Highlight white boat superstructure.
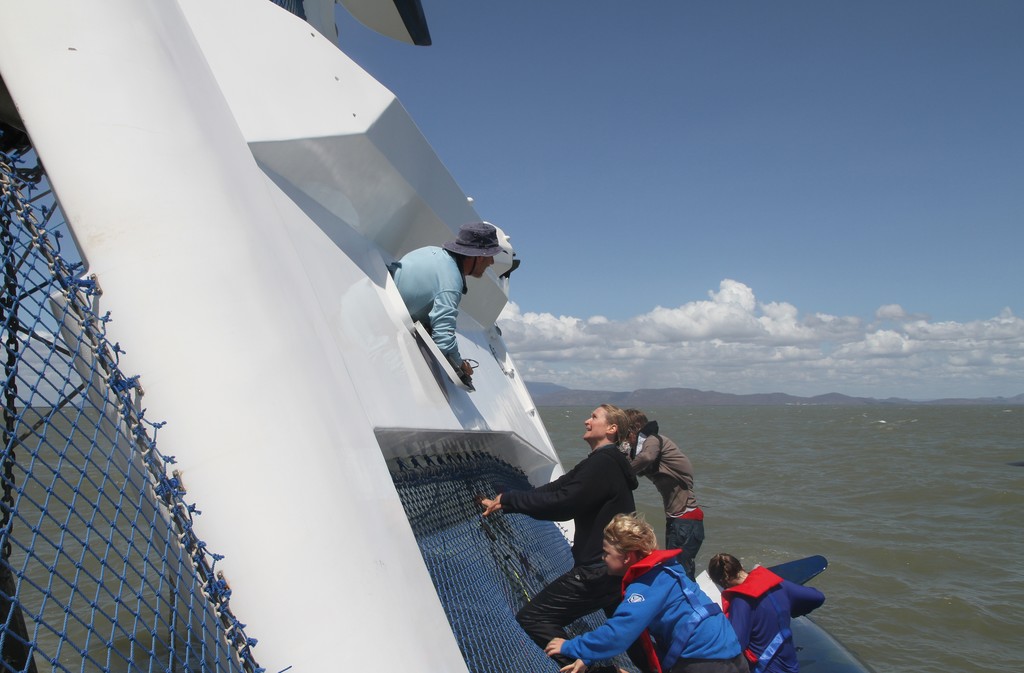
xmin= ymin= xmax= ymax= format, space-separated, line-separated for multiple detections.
xmin=0 ymin=1 xmax=568 ymax=671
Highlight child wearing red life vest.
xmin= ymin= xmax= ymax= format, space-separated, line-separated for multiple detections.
xmin=546 ymin=514 xmax=746 ymax=673
xmin=708 ymin=553 xmax=825 ymax=673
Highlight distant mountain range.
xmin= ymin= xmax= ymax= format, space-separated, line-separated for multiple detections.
xmin=526 ymin=382 xmax=1024 ymax=407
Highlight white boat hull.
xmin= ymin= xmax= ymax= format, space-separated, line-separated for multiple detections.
xmin=0 ymin=1 xmax=559 ymax=670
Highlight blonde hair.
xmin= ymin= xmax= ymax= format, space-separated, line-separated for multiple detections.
xmin=599 ymin=403 xmax=629 ymax=445
xmin=603 ymin=513 xmax=657 ymax=556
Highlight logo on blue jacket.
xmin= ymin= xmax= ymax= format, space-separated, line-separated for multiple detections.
xmin=626 ymin=593 xmax=645 ymax=603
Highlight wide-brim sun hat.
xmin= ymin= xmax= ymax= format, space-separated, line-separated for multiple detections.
xmin=442 ymin=221 xmax=504 ymax=257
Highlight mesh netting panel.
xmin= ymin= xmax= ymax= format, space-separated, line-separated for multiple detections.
xmin=1 ymin=146 xmax=261 ymax=672
xmin=391 ymin=451 xmax=638 ymax=673
xmin=269 ymin=0 xmax=305 ymax=19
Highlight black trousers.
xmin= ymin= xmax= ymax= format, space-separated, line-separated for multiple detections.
xmin=516 ymin=563 xmax=655 ymax=672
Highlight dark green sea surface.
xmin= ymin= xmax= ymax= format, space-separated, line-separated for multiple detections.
xmin=539 ymin=405 xmax=1024 ymax=673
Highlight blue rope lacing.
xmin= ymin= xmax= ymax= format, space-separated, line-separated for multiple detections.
xmin=1 ymin=145 xmax=269 ymax=673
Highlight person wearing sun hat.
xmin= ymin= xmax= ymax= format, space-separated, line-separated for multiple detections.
xmin=391 ymin=221 xmax=504 ymax=386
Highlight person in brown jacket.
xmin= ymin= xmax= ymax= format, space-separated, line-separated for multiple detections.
xmin=625 ymin=409 xmax=704 ymax=580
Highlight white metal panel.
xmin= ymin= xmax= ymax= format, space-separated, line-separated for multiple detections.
xmin=0 ymin=1 xmax=468 ymax=670
xmin=182 ymin=1 xmax=511 ymax=329
xmin=176 ymin=0 xmax=553 ymax=452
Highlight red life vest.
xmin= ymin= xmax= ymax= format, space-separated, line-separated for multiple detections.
xmin=720 ymin=567 xmax=786 ymax=667
xmin=620 ymin=549 xmax=683 ymax=673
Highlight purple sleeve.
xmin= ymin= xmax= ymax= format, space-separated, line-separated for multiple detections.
xmin=783 ymin=580 xmax=825 ymax=618
xmin=726 ymin=596 xmax=754 ymax=651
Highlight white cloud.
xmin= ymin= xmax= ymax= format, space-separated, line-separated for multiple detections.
xmin=875 ymin=304 xmax=907 ymax=321
xmin=497 ymin=279 xmax=1024 ymax=399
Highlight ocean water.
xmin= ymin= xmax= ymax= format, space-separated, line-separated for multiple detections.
xmin=538 ymin=405 xmax=1024 ymax=673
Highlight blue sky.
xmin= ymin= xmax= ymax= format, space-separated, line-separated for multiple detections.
xmin=333 ymin=1 xmax=1023 ymax=399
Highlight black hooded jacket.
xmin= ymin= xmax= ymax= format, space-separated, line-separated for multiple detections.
xmin=501 ymin=444 xmax=638 ymax=567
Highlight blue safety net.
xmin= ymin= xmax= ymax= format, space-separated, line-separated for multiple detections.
xmin=268 ymin=0 xmax=305 ymax=20
xmin=391 ymin=451 xmax=639 ymax=673
xmin=0 ymin=145 xmax=262 ymax=672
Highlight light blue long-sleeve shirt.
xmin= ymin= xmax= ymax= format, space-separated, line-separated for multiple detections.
xmin=392 ymin=246 xmax=464 ymax=365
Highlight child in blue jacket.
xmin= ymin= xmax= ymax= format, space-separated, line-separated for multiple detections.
xmin=546 ymin=514 xmax=746 ymax=673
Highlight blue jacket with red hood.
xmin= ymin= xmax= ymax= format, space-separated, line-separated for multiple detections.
xmin=561 ymin=550 xmax=740 ymax=671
